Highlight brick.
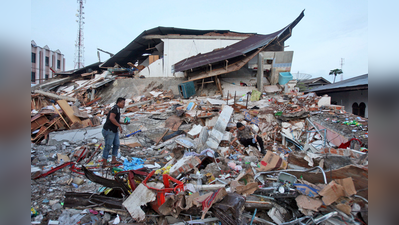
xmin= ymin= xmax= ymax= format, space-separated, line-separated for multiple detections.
xmin=169 ymin=156 xmax=201 ymax=177
xmin=329 ymin=148 xmax=337 ymax=155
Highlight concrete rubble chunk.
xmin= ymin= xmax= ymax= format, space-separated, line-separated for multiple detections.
xmin=169 ymin=156 xmax=201 ymax=177
xmin=122 ymin=183 xmax=157 ymax=222
xmin=206 ymin=105 xmax=233 ymax=149
xmin=30 ymin=57 xmax=368 ymax=224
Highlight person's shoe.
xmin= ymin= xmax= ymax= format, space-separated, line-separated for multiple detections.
xmin=110 ymin=159 xmax=123 ymax=164
xmin=261 ymin=150 xmax=266 ymax=155
xmin=102 ymin=161 xmax=109 ymax=168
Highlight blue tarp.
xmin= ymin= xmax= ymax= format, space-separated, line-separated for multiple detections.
xmin=123 ymin=158 xmax=144 ymax=170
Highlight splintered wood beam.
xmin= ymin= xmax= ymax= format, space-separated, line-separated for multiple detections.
xmin=182 ymin=46 xmax=266 ymax=83
xmin=52 ymin=103 xmax=70 ymax=129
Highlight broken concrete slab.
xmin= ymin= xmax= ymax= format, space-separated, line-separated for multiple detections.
xmin=122 ymin=183 xmax=157 ymax=222
xmin=205 ymin=115 xmax=219 ymax=127
xmin=264 ymin=85 xmax=281 ymax=93
xmin=187 ymin=124 xmax=203 ymax=139
xmin=206 ymin=105 xmax=233 ymax=149
xmin=48 ymin=126 xmax=103 ymax=145
xmin=207 ymin=98 xmax=227 ymax=105
xmin=317 ymin=96 xmax=331 ymax=107
xmin=169 ymin=156 xmax=201 ymax=177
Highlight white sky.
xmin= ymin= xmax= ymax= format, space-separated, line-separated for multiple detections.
xmin=31 ymin=0 xmax=367 ymax=82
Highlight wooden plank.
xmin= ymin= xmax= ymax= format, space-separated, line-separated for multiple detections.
xmin=34 ymin=90 xmax=77 ymax=102
xmin=52 ymin=104 xmax=70 ymax=129
xmin=155 ymin=129 xmax=169 ymax=146
xmin=84 ymin=97 xmax=102 ymax=106
xmin=215 ymin=76 xmax=223 ymax=95
xmin=164 ymin=115 xmax=182 ymax=132
xmin=81 ymin=70 xmax=97 ymax=77
xmin=31 ymin=117 xmax=61 ymax=142
xmin=56 ymin=100 xmax=81 ymax=124
xmin=31 ymin=115 xmax=49 ymax=131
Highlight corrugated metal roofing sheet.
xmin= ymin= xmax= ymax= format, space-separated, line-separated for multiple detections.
xmin=307 ymin=74 xmax=368 ymax=93
xmin=174 ymin=10 xmax=305 ymax=72
xmin=101 ymin=27 xmax=255 ymax=68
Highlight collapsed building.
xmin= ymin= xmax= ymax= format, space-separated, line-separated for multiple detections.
xmin=31 ymin=10 xmax=368 ymax=225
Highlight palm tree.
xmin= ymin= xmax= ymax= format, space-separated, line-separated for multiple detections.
xmin=329 ymin=69 xmax=343 ymax=83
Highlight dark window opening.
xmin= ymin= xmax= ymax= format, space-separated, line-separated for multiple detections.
xmin=31 ymin=72 xmax=36 ymax=82
xmin=352 ymin=102 xmax=359 ymax=116
xmin=359 ymin=102 xmax=366 ymax=117
xmin=57 ymin=60 xmax=60 ymax=69
xmin=45 ymin=56 xmax=49 ymax=66
xmin=31 ymin=53 xmax=36 ymax=63
xmin=45 ymin=74 xmax=49 ymax=80
xmin=352 ymin=102 xmax=366 ymax=117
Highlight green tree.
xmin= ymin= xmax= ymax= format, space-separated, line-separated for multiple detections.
xmin=329 ymin=69 xmax=343 ymax=83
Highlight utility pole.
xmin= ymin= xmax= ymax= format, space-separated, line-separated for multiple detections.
xmin=74 ymin=0 xmax=85 ymax=69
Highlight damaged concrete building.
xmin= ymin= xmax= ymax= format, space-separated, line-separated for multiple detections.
xmin=31 ymin=9 xmax=368 ymax=225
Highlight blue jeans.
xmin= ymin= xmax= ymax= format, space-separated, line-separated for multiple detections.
xmin=102 ymin=129 xmax=120 ymax=160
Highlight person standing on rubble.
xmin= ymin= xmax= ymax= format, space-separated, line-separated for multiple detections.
xmin=230 ymin=122 xmax=266 ymax=155
xmin=102 ymin=97 xmax=129 ymax=167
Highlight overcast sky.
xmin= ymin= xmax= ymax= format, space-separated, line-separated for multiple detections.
xmin=31 ymin=0 xmax=367 ymax=82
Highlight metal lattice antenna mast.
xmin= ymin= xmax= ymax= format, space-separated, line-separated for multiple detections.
xmin=340 ymin=58 xmax=344 ymax=81
xmin=74 ymin=0 xmax=85 ymax=69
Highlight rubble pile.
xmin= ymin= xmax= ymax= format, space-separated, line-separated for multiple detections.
xmin=31 ymin=83 xmax=368 ymax=224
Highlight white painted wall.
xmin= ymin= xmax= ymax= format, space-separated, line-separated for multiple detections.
xmin=137 ymin=58 xmax=163 ymax=77
xmin=328 ymin=89 xmax=368 ymax=118
xmin=146 ymin=38 xmax=241 ymax=77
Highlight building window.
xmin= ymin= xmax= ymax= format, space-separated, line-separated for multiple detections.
xmin=359 ymin=102 xmax=366 ymax=117
xmin=45 ymin=74 xmax=49 ymax=80
xmin=31 ymin=53 xmax=36 ymax=63
xmin=352 ymin=102 xmax=359 ymax=116
xmin=45 ymin=56 xmax=49 ymax=66
xmin=31 ymin=72 xmax=36 ymax=82
xmin=57 ymin=60 xmax=61 ymax=69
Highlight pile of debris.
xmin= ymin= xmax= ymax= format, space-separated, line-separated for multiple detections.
xmin=31 ymin=83 xmax=368 ymax=224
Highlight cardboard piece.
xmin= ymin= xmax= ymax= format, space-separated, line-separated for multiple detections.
xmin=256 ymin=151 xmax=288 ymax=172
xmin=336 ymin=203 xmax=352 ymax=215
xmin=318 ymin=181 xmax=345 ymax=205
xmin=294 ymin=180 xmax=321 ymax=198
xmin=295 ymin=195 xmax=323 ymax=211
xmin=57 ymin=153 xmax=70 ymax=164
xmin=335 ymin=177 xmax=357 ymax=197
xmin=196 ymin=188 xmax=227 ymax=219
xmin=81 ymin=119 xmax=93 ymax=128
xmin=235 ymin=182 xmax=259 ymax=196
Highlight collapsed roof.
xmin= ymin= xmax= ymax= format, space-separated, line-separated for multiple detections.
xmin=55 ymin=62 xmax=103 ymax=76
xmin=174 ymin=10 xmax=305 ymax=82
xmin=174 ymin=10 xmax=304 ymax=73
xmin=101 ymin=27 xmax=255 ymax=68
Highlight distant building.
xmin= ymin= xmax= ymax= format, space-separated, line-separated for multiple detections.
xmin=306 ymin=74 xmax=368 ymax=118
xmin=299 ymin=77 xmax=331 ymax=90
xmin=31 ymin=40 xmax=65 ymax=85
